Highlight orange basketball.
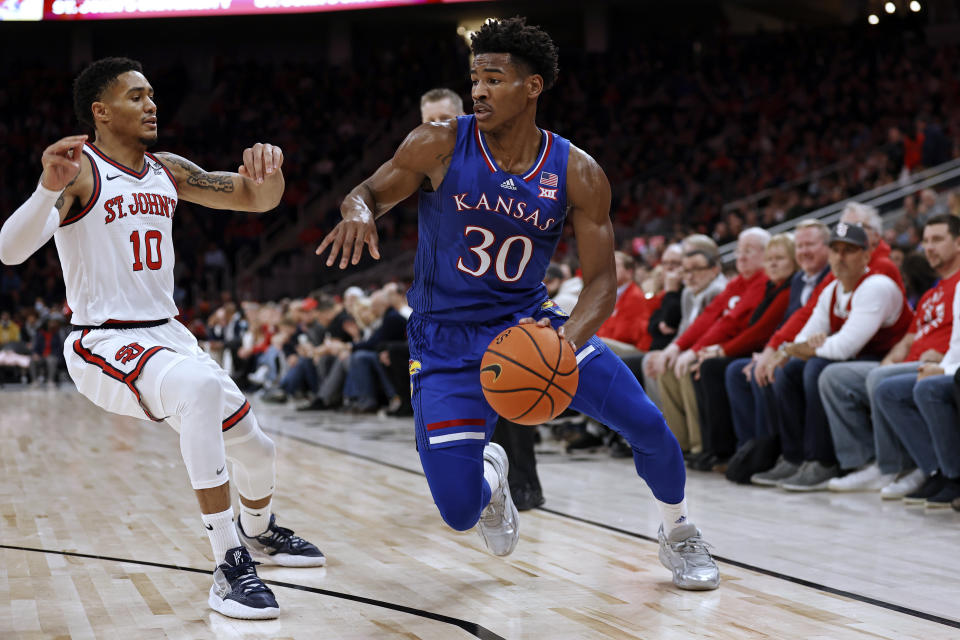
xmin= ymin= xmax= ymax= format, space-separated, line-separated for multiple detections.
xmin=480 ymin=324 xmax=579 ymax=425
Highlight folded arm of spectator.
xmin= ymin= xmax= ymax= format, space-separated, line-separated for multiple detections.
xmin=803 ymin=277 xmax=903 ymax=361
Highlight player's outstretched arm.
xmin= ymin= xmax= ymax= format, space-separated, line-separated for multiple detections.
xmin=154 ymin=143 xmax=284 ymax=213
xmin=559 ymin=145 xmax=616 ymax=350
xmin=316 ymin=121 xmax=456 ymax=269
xmin=0 ymin=135 xmax=91 ymax=265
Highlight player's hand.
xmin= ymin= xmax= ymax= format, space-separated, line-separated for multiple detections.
xmin=316 ymin=204 xmax=381 ymax=269
xmin=518 ymin=316 xmax=577 ymax=352
xmin=239 ymin=143 xmax=283 ymax=184
xmin=40 ymin=135 xmax=87 ymax=192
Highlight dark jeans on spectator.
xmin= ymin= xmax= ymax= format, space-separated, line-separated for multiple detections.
xmin=724 ymin=357 xmax=778 ymax=444
xmin=692 ymin=356 xmax=737 ymax=458
xmin=280 ymin=356 xmax=319 ymax=396
xmin=344 ymin=350 xmax=396 ymax=408
xmin=773 ymin=356 xmax=837 ymax=465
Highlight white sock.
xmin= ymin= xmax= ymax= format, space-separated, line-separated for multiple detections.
xmin=657 ymin=498 xmax=689 ymax=535
xmin=483 ymin=460 xmax=501 ymax=494
xmin=202 ymin=507 xmax=242 ymax=564
xmin=239 ymin=500 xmax=272 ymax=537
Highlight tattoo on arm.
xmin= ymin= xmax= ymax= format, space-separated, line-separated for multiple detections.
xmin=187 ymin=172 xmax=235 ymax=192
xmin=55 ymin=175 xmax=79 ymax=211
xmin=158 ymin=153 xmax=235 ymax=193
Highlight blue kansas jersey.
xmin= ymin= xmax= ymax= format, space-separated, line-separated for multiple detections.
xmin=407 ymin=115 xmax=571 ymax=323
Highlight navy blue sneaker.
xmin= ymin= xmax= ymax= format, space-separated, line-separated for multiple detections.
xmin=209 ymin=546 xmax=280 ymax=620
xmin=237 ymin=514 xmax=326 ymax=567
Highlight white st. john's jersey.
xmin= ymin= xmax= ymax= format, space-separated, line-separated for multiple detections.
xmin=54 ymin=143 xmax=179 ymax=326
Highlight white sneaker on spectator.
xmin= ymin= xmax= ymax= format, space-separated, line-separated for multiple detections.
xmin=247 ymin=365 xmax=270 ymax=386
xmin=827 ymin=463 xmax=894 ymax=492
xmin=880 ymin=469 xmax=926 ymax=500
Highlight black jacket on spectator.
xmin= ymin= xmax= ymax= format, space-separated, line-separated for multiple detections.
xmin=647 ymin=288 xmax=683 ymax=351
xmin=354 ymin=308 xmax=407 ymax=352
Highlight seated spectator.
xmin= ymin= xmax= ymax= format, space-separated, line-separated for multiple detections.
xmin=30 ymin=313 xmax=67 ymax=385
xmin=642 ymin=236 xmax=726 ymax=451
xmin=751 ymin=203 xmax=905 ymax=394
xmin=820 ymin=215 xmax=960 ymax=496
xmin=724 ymin=220 xmax=830 ymax=463
xmin=652 ymin=228 xmax=770 ymax=458
xmin=691 ymin=233 xmax=797 ymax=470
xmin=596 ymin=251 xmax=652 ymax=357
xmin=760 ymin=223 xmax=912 ymax=491
xmin=0 ymin=310 xmax=30 ymax=380
xmin=270 ymin=294 xmax=358 ymax=407
xmin=342 ymin=288 xmax=408 ymax=413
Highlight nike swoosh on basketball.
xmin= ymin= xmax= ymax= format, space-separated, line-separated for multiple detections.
xmin=216 ymin=465 xmax=225 ymax=475
xmin=106 ymin=174 xmax=122 ymax=180
xmin=481 ymin=363 xmax=503 ymax=381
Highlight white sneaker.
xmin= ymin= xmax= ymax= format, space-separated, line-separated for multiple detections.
xmin=247 ymin=365 xmax=270 ymax=386
xmin=827 ymin=463 xmax=894 ymax=492
xmin=477 ymin=443 xmax=519 ymax=557
xmin=880 ymin=469 xmax=926 ymax=500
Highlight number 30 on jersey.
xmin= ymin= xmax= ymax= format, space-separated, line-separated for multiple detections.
xmin=456 ymin=225 xmax=533 ymax=283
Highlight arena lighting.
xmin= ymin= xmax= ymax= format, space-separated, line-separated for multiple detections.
xmin=868 ymin=13 xmax=880 ymax=24
xmin=910 ymin=0 xmax=921 ymax=11
xmin=884 ymin=1 xmax=896 ymax=13
xmin=457 ymin=17 xmax=496 ymax=46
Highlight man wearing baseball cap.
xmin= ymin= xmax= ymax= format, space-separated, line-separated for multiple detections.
xmin=768 ymin=222 xmax=913 ymax=491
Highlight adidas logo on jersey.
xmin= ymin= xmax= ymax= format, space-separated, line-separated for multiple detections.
xmin=500 ymin=178 xmax=518 ymax=191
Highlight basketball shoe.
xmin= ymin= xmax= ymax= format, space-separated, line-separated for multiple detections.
xmin=658 ymin=524 xmax=720 ymax=590
xmin=237 ymin=515 xmax=326 ymax=567
xmin=478 ymin=442 xmax=519 ymax=556
xmin=209 ymin=546 xmax=280 ymax=620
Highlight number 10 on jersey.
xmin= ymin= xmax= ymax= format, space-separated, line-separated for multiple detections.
xmin=129 ymin=230 xmax=163 ymax=271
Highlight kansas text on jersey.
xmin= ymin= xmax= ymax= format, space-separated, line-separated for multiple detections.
xmin=408 ymin=115 xmax=571 ymax=323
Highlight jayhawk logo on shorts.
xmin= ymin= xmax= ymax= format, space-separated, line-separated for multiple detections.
xmin=409 ymin=360 xmax=422 ymax=376
xmin=540 ymin=299 xmax=569 ymax=317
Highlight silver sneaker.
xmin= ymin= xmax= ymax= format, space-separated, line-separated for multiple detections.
xmin=779 ymin=461 xmax=839 ymax=491
xmin=658 ymin=524 xmax=720 ymax=590
xmin=751 ymin=456 xmax=800 ymax=487
xmin=477 ymin=442 xmax=519 ymax=557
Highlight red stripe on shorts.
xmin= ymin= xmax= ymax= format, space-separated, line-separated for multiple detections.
xmin=222 ymin=401 xmax=251 ymax=432
xmin=426 ymin=418 xmax=486 ymax=431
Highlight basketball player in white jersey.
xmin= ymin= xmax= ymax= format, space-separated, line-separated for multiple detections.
xmin=0 ymin=57 xmax=323 ymax=620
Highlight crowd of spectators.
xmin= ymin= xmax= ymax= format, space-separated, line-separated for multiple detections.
xmin=3 ymin=21 xmax=960 ymax=514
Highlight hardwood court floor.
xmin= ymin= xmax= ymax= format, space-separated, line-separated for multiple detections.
xmin=1 ymin=387 xmax=958 ymax=639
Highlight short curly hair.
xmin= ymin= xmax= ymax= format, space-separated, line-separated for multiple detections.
xmin=471 ymin=17 xmax=559 ymax=90
xmin=73 ymin=57 xmax=143 ymax=132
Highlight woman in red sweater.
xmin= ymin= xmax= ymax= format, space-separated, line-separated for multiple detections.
xmin=689 ymin=234 xmax=798 ymax=471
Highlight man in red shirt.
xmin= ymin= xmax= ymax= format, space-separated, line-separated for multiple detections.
xmin=653 ymin=228 xmax=770 ymax=456
xmin=752 ymin=203 xmax=904 ymax=387
xmin=754 ymin=223 xmax=912 ymax=491
xmin=597 ymin=251 xmax=652 ymax=354
xmin=820 ymin=214 xmax=960 ymax=496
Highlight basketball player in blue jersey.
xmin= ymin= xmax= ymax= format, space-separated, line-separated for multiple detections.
xmin=317 ymin=17 xmax=719 ymax=589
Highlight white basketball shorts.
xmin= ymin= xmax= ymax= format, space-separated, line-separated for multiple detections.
xmin=63 ymin=319 xmax=251 ymax=431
